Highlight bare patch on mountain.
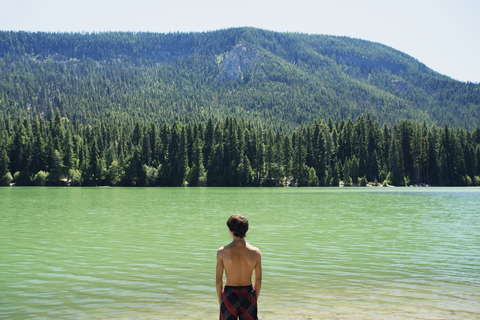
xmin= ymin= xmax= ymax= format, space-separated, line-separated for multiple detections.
xmin=217 ymin=43 xmax=265 ymax=81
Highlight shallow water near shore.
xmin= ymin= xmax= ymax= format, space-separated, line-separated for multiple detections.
xmin=1 ymin=187 xmax=479 ymax=319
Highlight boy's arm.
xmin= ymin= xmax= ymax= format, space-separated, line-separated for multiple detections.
xmin=254 ymin=250 xmax=262 ymax=300
xmin=216 ymin=249 xmax=224 ymax=304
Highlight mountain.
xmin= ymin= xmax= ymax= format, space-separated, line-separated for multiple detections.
xmin=0 ymin=27 xmax=479 ymax=129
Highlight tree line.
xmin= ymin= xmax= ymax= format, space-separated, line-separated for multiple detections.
xmin=1 ymin=112 xmax=479 ymax=187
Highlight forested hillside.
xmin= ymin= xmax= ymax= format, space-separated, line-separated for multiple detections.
xmin=1 ymin=28 xmax=479 ymax=129
xmin=1 ymin=28 xmax=480 ymax=187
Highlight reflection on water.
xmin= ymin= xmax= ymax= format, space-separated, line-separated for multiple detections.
xmin=1 ymin=187 xmax=479 ymax=319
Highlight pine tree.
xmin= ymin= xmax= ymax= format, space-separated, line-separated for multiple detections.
xmin=0 ymin=148 xmax=11 ymax=186
xmin=343 ymin=158 xmax=352 ymax=186
xmin=474 ymin=145 xmax=480 ymax=177
xmin=399 ymin=120 xmax=413 ymax=179
xmin=245 ymin=128 xmax=257 ymax=174
xmin=388 ymin=133 xmax=403 ymax=186
xmin=439 ymin=126 xmax=454 ymax=185
xmin=255 ymin=126 xmax=265 ymax=185
xmin=10 ymin=120 xmax=27 ymax=175
xmin=63 ymin=128 xmax=75 ymax=179
xmin=237 ymin=156 xmax=254 ymax=187
xmin=237 ymin=123 xmax=245 ymax=165
xmin=305 ymin=127 xmax=314 ymax=168
xmin=159 ymin=123 xmax=170 ymax=167
xmin=142 ymin=133 xmax=152 ymax=167
xmin=292 ymin=129 xmax=306 ymax=183
xmin=147 ymin=122 xmax=158 ymax=166
xmin=89 ymin=137 xmax=102 ymax=185
xmin=425 ymin=128 xmax=441 ymax=185
xmin=315 ymin=126 xmax=326 ymax=183
xmin=174 ymin=126 xmax=189 ymax=186
xmin=323 ymin=123 xmax=334 ymax=177
xmin=452 ymin=130 xmax=466 ymax=184
xmin=132 ymin=121 xmax=143 ymax=146
xmin=207 ymin=140 xmax=224 ymax=186
xmin=186 ymin=124 xmax=194 ymax=169
xmin=410 ymin=125 xmax=422 ymax=183
xmin=187 ymin=135 xmax=206 ymax=186
xmin=49 ymin=150 xmax=64 ymax=186
xmin=31 ymin=117 xmax=47 ymax=175
xmin=371 ymin=150 xmax=379 ymax=182
xmin=123 ymin=145 xmax=145 ymax=186
xmin=381 ymin=123 xmax=391 ymax=174
xmin=283 ymin=135 xmax=292 ymax=177
xmin=330 ymin=161 xmax=340 ymax=186
xmin=203 ymin=118 xmax=214 ymax=169
xmin=52 ymin=109 xmax=64 ymax=152
xmin=265 ymin=129 xmax=275 ymax=174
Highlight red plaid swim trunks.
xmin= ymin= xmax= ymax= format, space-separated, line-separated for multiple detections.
xmin=220 ymin=285 xmax=257 ymax=320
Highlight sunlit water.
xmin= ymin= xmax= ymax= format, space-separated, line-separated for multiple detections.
xmin=1 ymin=187 xmax=479 ymax=319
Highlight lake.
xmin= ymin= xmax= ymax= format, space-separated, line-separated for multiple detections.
xmin=1 ymin=187 xmax=479 ymax=319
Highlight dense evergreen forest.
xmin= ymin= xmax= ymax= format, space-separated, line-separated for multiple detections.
xmin=1 ymin=112 xmax=479 ymax=187
xmin=1 ymin=28 xmax=479 ymax=187
xmin=1 ymin=28 xmax=479 ymax=129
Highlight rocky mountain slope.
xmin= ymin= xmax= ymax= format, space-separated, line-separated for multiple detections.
xmin=0 ymin=28 xmax=479 ymax=128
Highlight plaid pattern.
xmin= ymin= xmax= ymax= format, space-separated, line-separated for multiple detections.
xmin=220 ymin=285 xmax=258 ymax=320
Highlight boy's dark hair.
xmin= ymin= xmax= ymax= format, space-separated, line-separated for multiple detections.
xmin=227 ymin=214 xmax=249 ymax=238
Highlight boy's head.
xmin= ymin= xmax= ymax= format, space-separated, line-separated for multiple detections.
xmin=227 ymin=214 xmax=249 ymax=238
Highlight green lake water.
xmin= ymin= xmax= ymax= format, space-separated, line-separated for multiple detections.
xmin=1 ymin=187 xmax=479 ymax=319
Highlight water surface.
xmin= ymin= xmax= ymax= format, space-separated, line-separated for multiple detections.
xmin=1 ymin=187 xmax=479 ymax=319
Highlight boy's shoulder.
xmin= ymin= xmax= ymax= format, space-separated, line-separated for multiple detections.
xmin=217 ymin=243 xmax=230 ymax=254
xmin=246 ymin=242 xmax=261 ymax=255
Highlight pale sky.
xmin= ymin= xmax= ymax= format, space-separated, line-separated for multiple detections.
xmin=1 ymin=0 xmax=479 ymax=83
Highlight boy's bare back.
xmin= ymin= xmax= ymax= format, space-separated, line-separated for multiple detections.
xmin=217 ymin=240 xmax=261 ymax=287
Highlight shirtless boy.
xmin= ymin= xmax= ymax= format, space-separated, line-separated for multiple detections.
xmin=216 ymin=214 xmax=262 ymax=320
